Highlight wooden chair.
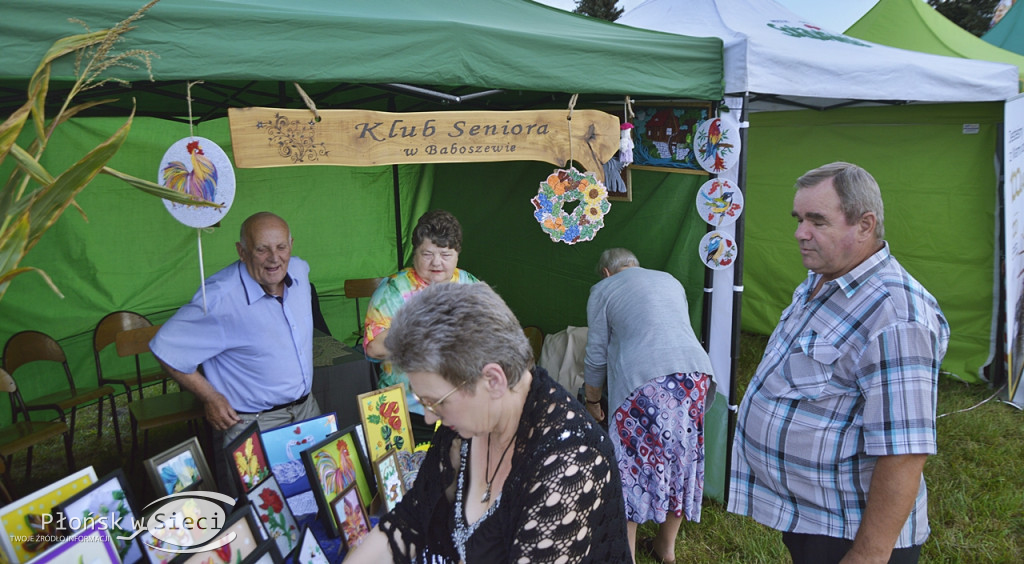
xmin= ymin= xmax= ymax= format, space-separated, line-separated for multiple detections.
xmin=523 ymin=326 xmax=544 ymax=364
xmin=114 ymin=324 xmax=204 ymax=461
xmin=344 ymin=277 xmax=384 ymax=341
xmin=0 ymin=368 xmax=74 ymax=490
xmin=93 ymin=311 xmax=169 ymax=403
xmin=2 ymin=330 xmax=120 ymax=454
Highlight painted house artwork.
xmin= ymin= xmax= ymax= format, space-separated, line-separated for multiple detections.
xmin=633 ymin=105 xmax=709 ymax=170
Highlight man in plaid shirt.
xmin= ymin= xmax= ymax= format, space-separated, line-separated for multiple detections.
xmin=728 ymin=162 xmax=949 ymax=564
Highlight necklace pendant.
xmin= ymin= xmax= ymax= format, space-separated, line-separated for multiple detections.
xmin=481 ymin=486 xmax=491 ymax=503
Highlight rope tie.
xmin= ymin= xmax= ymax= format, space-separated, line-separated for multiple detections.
xmin=294 ymin=82 xmax=321 ymax=122
xmin=567 ymin=93 xmax=578 ymax=167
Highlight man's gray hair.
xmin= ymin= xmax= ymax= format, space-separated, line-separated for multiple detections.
xmin=796 ymin=162 xmax=885 ymax=240
xmin=386 ymin=283 xmax=534 ymax=390
xmin=597 ymin=248 xmax=640 ymax=276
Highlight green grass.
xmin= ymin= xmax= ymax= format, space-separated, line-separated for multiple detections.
xmin=637 ymin=332 xmax=1024 ymax=564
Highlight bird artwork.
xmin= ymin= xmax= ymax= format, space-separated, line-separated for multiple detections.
xmin=705 ymin=233 xmax=724 ymax=265
xmin=698 ymin=178 xmax=744 ymax=226
xmin=314 ymin=442 xmax=357 ymax=497
xmin=162 ymin=139 xmax=218 ymax=203
xmin=695 ymin=118 xmax=736 ymax=173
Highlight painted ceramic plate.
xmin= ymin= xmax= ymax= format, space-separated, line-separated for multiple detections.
xmin=158 ymin=136 xmax=235 ymax=228
xmin=693 ymin=118 xmax=740 ymax=173
xmin=699 ymin=230 xmax=737 ymax=270
xmin=696 ymin=178 xmax=744 ymax=227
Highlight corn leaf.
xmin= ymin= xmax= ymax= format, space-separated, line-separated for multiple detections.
xmin=101 ymin=167 xmax=222 ymax=208
xmin=8 ymin=144 xmax=55 ymax=187
xmin=0 ymin=215 xmax=30 ymax=302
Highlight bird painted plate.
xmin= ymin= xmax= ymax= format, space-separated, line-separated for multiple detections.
xmin=696 ymin=178 xmax=744 ymax=227
xmin=158 ymin=136 xmax=235 ymax=228
xmin=693 ymin=117 xmax=740 ymax=174
xmin=699 ymin=230 xmax=737 ymax=270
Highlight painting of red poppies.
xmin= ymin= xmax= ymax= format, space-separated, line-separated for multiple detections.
xmin=357 ymin=384 xmax=413 ymax=460
xmin=301 ymin=425 xmax=374 ymax=537
xmin=247 ymin=475 xmax=299 ymax=559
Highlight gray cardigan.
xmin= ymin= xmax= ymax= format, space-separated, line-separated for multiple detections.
xmin=584 ymin=266 xmax=716 ymax=412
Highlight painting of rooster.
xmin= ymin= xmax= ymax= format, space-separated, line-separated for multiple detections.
xmin=162 ymin=139 xmax=217 ymax=203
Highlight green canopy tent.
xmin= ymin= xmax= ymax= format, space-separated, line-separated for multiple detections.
xmin=0 ymin=0 xmax=733 ymax=496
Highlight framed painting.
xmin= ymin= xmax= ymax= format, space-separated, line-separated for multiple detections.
xmin=0 ymin=465 xmax=97 ymax=563
xmin=171 ymin=507 xmax=261 ymax=564
xmin=143 ymin=437 xmax=214 ymax=496
xmin=331 ymin=484 xmax=370 ymax=551
xmin=55 ymin=468 xmax=143 ymax=564
xmin=372 ymin=449 xmax=406 ymax=513
xmin=239 ymin=539 xmax=282 ymax=564
xmin=630 ymin=102 xmax=713 ymax=174
xmin=225 ymin=420 xmax=272 ymax=494
xmin=138 ymin=530 xmax=181 ymax=564
xmin=260 ymin=412 xmax=338 ymax=499
xmin=300 ymin=425 xmax=375 ymax=537
xmin=294 ymin=524 xmax=330 ymax=564
xmin=247 ymin=475 xmax=299 ymax=558
xmin=357 ymin=384 xmax=413 ymax=460
xmin=29 ymin=521 xmax=118 ymax=564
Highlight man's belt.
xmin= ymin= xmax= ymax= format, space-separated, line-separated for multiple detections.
xmin=238 ymin=393 xmax=310 ymax=415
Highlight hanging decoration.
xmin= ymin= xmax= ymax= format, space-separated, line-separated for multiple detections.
xmin=694 ymin=117 xmax=740 ymax=173
xmin=158 ymin=136 xmax=235 ymax=228
xmin=699 ymin=230 xmax=737 ymax=270
xmin=696 ymin=178 xmax=744 ymax=227
xmin=532 ymin=168 xmax=610 ymax=244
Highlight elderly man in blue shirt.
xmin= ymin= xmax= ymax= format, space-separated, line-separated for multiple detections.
xmin=728 ymin=162 xmax=949 ymax=564
xmin=151 ymin=211 xmax=318 ymax=446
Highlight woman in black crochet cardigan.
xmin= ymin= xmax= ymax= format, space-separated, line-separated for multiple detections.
xmin=343 ymin=282 xmax=630 ymax=563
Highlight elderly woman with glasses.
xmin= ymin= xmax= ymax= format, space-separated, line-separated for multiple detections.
xmin=344 ymin=283 xmax=630 ymax=563
xmin=363 ymin=209 xmax=479 ymax=444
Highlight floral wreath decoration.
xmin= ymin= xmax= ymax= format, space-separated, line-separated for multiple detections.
xmin=531 ymin=167 xmax=611 ymax=244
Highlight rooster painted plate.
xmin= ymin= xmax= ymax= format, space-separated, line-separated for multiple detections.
xmin=696 ymin=178 xmax=744 ymax=227
xmin=158 ymin=136 xmax=235 ymax=228
xmin=693 ymin=118 xmax=740 ymax=174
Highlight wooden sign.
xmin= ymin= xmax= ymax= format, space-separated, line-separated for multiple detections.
xmin=227 ymin=108 xmax=620 ymax=181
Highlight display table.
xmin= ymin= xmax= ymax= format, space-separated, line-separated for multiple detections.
xmin=311 ymin=333 xmax=376 ymax=431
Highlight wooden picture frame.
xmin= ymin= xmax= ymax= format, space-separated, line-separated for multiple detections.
xmin=331 ymin=484 xmax=370 ymax=551
xmin=29 ymin=521 xmax=118 ymax=564
xmin=294 ymin=524 xmax=331 ymax=564
xmin=247 ymin=475 xmax=299 ymax=558
xmin=300 ymin=424 xmax=375 ymax=537
xmin=171 ymin=506 xmax=261 ymax=564
xmin=630 ymin=102 xmax=714 ymax=175
xmin=0 ymin=466 xmax=97 ymax=563
xmin=55 ymin=468 xmax=143 ymax=564
xmin=224 ymin=419 xmax=272 ymax=494
xmin=260 ymin=412 xmax=339 ymax=499
xmin=372 ymin=449 xmax=406 ymax=513
xmin=144 ymin=437 xmax=214 ymax=496
xmin=357 ymin=383 xmax=413 ymax=460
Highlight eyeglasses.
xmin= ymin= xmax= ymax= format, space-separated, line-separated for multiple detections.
xmin=412 ymin=385 xmax=462 ymax=415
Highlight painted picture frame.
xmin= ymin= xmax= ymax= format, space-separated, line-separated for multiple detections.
xmin=357 ymin=384 xmax=413 ymax=460
xmin=373 ymin=449 xmax=406 ymax=513
xmin=29 ymin=521 xmax=118 ymax=564
xmin=294 ymin=524 xmax=331 ymax=564
xmin=331 ymin=484 xmax=370 ymax=551
xmin=0 ymin=465 xmax=97 ymax=563
xmin=260 ymin=412 xmax=338 ymax=499
xmin=225 ymin=420 xmax=272 ymax=494
xmin=630 ymin=102 xmax=713 ymax=174
xmin=247 ymin=475 xmax=299 ymax=558
xmin=143 ymin=437 xmax=214 ymax=496
xmin=300 ymin=424 xmax=375 ymax=537
xmin=171 ymin=506 xmax=261 ymax=564
xmin=55 ymin=468 xmax=143 ymax=564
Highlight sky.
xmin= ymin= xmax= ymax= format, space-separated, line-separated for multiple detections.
xmin=534 ymin=0 xmax=882 ymax=32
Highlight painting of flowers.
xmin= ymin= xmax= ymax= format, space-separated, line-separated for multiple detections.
xmin=56 ymin=469 xmax=142 ymax=564
xmin=295 ymin=525 xmax=330 ymax=564
xmin=225 ymin=420 xmax=272 ymax=494
xmin=174 ymin=508 xmax=260 ymax=564
xmin=357 ymin=384 xmax=413 ymax=460
xmin=143 ymin=437 xmax=213 ymax=497
xmin=301 ymin=426 xmax=374 ymax=537
xmin=0 ymin=466 xmax=97 ymax=563
xmin=247 ymin=475 xmax=299 ymax=558
xmin=373 ymin=449 xmax=406 ymax=513
xmin=331 ymin=484 xmax=370 ymax=550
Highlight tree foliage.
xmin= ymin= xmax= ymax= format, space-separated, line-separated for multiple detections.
xmin=573 ymin=0 xmax=623 ymax=22
xmin=928 ymin=0 xmax=1001 ymax=37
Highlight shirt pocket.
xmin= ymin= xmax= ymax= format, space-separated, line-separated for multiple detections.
xmin=764 ymin=330 xmax=841 ymax=400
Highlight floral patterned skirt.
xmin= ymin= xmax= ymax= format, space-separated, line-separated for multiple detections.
xmin=611 ymin=371 xmax=710 ymax=524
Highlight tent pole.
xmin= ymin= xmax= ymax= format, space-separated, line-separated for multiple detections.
xmin=700 ymin=100 xmax=720 ymax=354
xmin=389 ymin=95 xmax=404 ymax=273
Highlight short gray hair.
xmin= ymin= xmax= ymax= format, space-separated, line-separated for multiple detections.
xmin=796 ymin=162 xmax=885 ymax=240
xmin=597 ymin=248 xmax=640 ymax=276
xmin=386 ymin=283 xmax=534 ymax=390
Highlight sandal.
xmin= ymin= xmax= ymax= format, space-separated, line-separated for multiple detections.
xmin=637 ymin=537 xmax=675 ymax=564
